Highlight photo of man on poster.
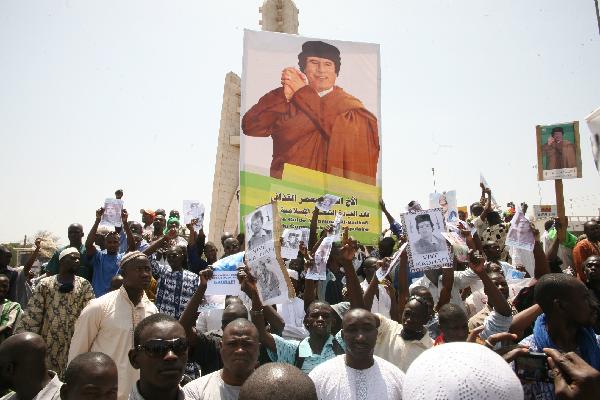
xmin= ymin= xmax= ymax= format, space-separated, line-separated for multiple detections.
xmin=242 ymin=40 xmax=380 ymax=185
xmin=542 ymin=126 xmax=577 ymax=170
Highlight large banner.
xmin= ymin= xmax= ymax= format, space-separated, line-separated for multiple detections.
xmin=240 ymin=30 xmax=382 ymax=244
xmin=536 ymin=121 xmax=582 ymax=181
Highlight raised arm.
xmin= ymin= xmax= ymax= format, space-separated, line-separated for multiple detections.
xmin=238 ymin=267 xmax=276 ymax=352
xmin=143 ymin=228 xmax=178 ymax=256
xmin=85 ymin=208 xmax=104 ymax=257
xmin=339 ymin=227 xmax=365 ymax=310
xmin=121 ymin=209 xmax=135 ymax=252
xmin=186 ymin=219 xmax=198 ymax=247
xmin=23 ymin=238 xmax=42 ymax=276
xmin=380 ymin=199 xmax=395 ymax=226
xmin=179 ymin=268 xmax=211 ymax=348
xmin=509 ymin=304 xmax=542 ymax=339
xmin=308 ymin=206 xmax=319 ymax=251
xmin=396 ymin=251 xmax=410 ymax=317
xmin=436 ymin=263 xmax=455 ymax=312
xmin=532 ymin=226 xmax=550 ymax=280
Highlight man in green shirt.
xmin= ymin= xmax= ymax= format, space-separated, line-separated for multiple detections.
xmin=45 ymin=223 xmax=91 ymax=280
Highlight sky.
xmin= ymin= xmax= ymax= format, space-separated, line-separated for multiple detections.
xmin=1 ymin=0 xmax=599 ymax=245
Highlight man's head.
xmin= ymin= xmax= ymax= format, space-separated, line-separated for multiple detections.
xmin=489 ymin=272 xmax=510 ymax=299
xmin=67 ymin=223 xmax=84 ymax=246
xmin=544 ymin=219 xmax=555 ymax=232
xmin=438 ymin=303 xmax=469 ymax=342
xmin=169 ymin=210 xmax=180 ymax=220
xmin=223 ymin=238 xmax=240 ymax=257
xmin=0 ymin=332 xmax=48 ymax=393
xmin=129 ymin=221 xmax=143 ymax=236
xmin=58 ymin=247 xmax=81 ymax=275
xmin=166 ymin=245 xmax=187 ymax=270
xmin=378 ymin=237 xmax=395 ymax=258
xmin=221 ymin=232 xmax=234 ymax=246
xmin=140 ymin=209 xmax=154 ymax=226
xmin=551 ymin=126 xmax=564 ymax=142
xmin=458 ymin=210 xmax=468 ymax=222
xmin=401 ymin=296 xmax=430 ymax=336
xmin=584 ymin=256 xmax=600 ymax=286
xmin=129 ymin=314 xmax=188 ymax=392
xmin=486 ymin=211 xmax=502 ymax=226
xmin=153 ymin=215 xmax=166 ymax=231
xmin=0 ymin=246 xmax=11 ymax=268
xmin=221 ymin=302 xmax=249 ymax=331
xmin=482 ymin=241 xmax=501 ymax=261
xmin=415 ymin=214 xmax=434 ymax=239
xmin=470 ymin=202 xmax=484 ymax=217
xmin=341 ymin=309 xmax=379 ymax=361
xmin=250 ymin=212 xmax=264 ymax=235
xmin=304 ymin=301 xmax=334 ymax=337
xmin=0 ymin=275 xmax=9 ymax=301
xmin=104 ymin=231 xmax=120 ymax=255
xmin=204 ymin=242 xmax=218 ymax=263
xmin=298 ymin=41 xmax=341 ymax=93
xmin=61 ymin=352 xmax=118 ymax=400
xmin=236 ymin=233 xmax=246 ymax=251
xmin=119 ymin=252 xmax=152 ymax=292
xmin=534 ymin=273 xmax=596 ymax=327
xmin=220 ymin=318 xmax=260 ymax=379
xmin=409 ymin=286 xmax=434 ymax=319
xmin=110 ymin=274 xmax=123 ymax=291
xmin=239 ymin=363 xmax=317 ymax=400
xmin=360 ymin=257 xmax=378 ymax=280
xmin=584 ymin=219 xmax=600 ymax=242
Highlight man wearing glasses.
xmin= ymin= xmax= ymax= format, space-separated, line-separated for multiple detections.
xmin=128 ymin=313 xmax=189 ymax=400
xmin=68 ymin=251 xmax=158 ymax=400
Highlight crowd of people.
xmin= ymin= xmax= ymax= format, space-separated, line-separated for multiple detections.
xmin=0 ymin=185 xmax=599 ymax=400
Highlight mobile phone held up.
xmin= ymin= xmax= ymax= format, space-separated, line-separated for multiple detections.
xmin=515 ymin=352 xmax=552 ymax=382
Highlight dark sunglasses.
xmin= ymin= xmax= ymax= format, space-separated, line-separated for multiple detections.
xmin=136 ymin=338 xmax=188 ymax=357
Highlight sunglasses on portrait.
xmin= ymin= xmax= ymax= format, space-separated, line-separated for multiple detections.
xmin=136 ymin=338 xmax=188 ymax=357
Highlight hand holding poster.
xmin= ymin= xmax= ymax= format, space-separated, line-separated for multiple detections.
xmin=101 ymin=198 xmax=123 ymax=227
xmin=183 ymin=200 xmax=205 ymax=231
xmin=205 ymin=252 xmax=245 ymax=296
xmin=244 ymin=203 xmax=293 ymax=305
xmin=375 ymin=245 xmax=405 ymax=281
xmin=316 ymin=194 xmax=341 ymax=212
xmin=401 ymin=208 xmax=452 ymax=272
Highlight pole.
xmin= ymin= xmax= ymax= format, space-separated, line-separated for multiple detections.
xmin=595 ymin=0 xmax=600 ymax=37
xmin=432 ymin=168 xmax=436 ymax=193
xmin=555 ymin=179 xmax=567 ymax=242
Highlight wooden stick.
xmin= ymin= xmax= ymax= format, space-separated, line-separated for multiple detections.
xmin=555 ymin=179 xmax=567 ymax=242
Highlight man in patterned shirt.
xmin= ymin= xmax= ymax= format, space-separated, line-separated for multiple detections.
xmin=143 ymin=231 xmax=198 ymax=320
xmin=16 ymin=247 xmax=95 ymax=377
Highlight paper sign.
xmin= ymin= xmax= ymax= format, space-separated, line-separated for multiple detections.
xmin=429 ymin=191 xmax=459 ymax=223
xmin=533 ymin=205 xmax=557 ymax=220
xmin=535 ymin=121 xmax=582 ymax=181
xmin=505 ymin=210 xmax=535 ymax=251
xmin=332 ymin=212 xmax=343 ymax=239
xmin=306 ymin=236 xmax=334 ymax=280
xmin=480 ymin=174 xmax=499 ymax=209
xmin=441 ymin=231 xmax=469 ymax=262
xmin=316 ymin=194 xmax=341 ymax=212
xmin=205 ymin=252 xmax=245 ymax=296
xmin=376 ymin=245 xmax=404 ymax=281
xmin=586 ymin=107 xmax=600 ymax=173
xmin=101 ymin=198 xmax=123 ymax=227
xmin=402 ymin=208 xmax=453 ymax=272
xmin=244 ymin=203 xmax=292 ymax=305
xmin=183 ymin=200 xmax=205 ymax=231
xmin=281 ymin=228 xmax=308 ymax=260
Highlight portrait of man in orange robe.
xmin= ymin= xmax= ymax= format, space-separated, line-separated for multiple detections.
xmin=241 ymin=40 xmax=380 ymax=185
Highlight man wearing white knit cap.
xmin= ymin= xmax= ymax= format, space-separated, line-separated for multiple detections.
xmin=68 ymin=251 xmax=157 ymax=400
xmin=402 ymin=342 xmax=523 ymax=399
xmin=16 ymin=246 xmax=94 ymax=377
xmin=309 ymin=308 xmax=404 ymax=400
xmin=276 ymin=269 xmax=309 ymax=340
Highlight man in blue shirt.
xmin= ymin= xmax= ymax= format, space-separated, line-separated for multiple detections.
xmin=85 ymin=207 xmax=135 ymax=297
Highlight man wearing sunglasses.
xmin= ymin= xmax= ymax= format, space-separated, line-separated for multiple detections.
xmin=128 ymin=313 xmax=188 ymax=400
xmin=69 ymin=251 xmax=158 ymax=400
xmin=183 ymin=318 xmax=260 ymax=400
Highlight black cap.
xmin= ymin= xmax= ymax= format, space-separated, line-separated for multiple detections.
xmin=298 ymin=41 xmax=341 ymax=75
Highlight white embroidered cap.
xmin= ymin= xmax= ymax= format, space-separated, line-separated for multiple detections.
xmin=59 ymin=247 xmax=79 ymax=261
xmin=402 ymin=342 xmax=524 ymax=400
